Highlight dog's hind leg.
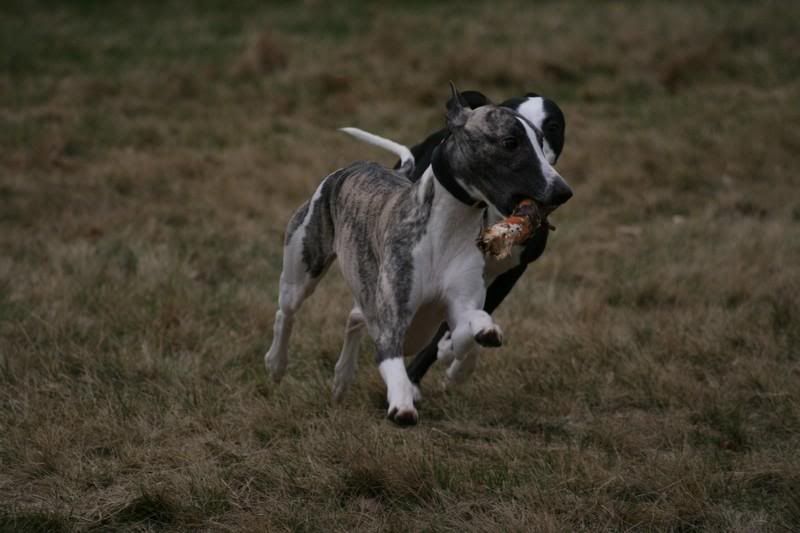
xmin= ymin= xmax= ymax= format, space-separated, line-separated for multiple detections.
xmin=332 ymin=305 xmax=365 ymax=402
xmin=264 ymin=270 xmax=320 ymax=382
xmin=265 ymin=194 xmax=335 ymax=382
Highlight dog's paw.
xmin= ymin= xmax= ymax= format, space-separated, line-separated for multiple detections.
xmin=474 ymin=324 xmax=504 ymax=347
xmin=264 ymin=349 xmax=287 ymax=383
xmin=331 ymin=380 xmax=349 ymax=404
xmin=387 ymin=404 xmax=419 ymax=426
xmin=332 ymin=367 xmax=356 ymax=402
xmin=332 ymin=364 xmax=357 ymax=403
xmin=436 ymin=332 xmax=456 ymax=364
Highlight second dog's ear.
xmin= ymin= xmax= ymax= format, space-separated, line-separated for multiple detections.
xmin=448 ymin=90 xmax=492 ymax=110
xmin=446 ymin=82 xmax=472 ymax=130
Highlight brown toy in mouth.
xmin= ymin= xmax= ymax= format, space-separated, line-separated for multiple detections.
xmin=477 ymin=199 xmax=555 ymax=259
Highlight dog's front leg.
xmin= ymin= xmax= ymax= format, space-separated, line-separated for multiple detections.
xmin=444 ymin=308 xmax=503 ymax=386
xmin=378 ymin=352 xmax=417 ymax=425
xmin=447 ymin=308 xmax=504 ymax=355
xmin=369 ymin=282 xmax=418 ymax=424
xmin=445 ymin=275 xmax=505 ymax=354
xmin=443 ymin=277 xmax=504 ymax=385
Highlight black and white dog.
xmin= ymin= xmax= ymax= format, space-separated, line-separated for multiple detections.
xmin=265 ymin=86 xmax=572 ymax=424
xmin=341 ymin=90 xmax=567 ymax=393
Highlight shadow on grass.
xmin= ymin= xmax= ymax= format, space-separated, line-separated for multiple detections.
xmin=0 ymin=507 xmax=72 ymax=533
xmin=87 ymin=493 xmax=176 ymax=531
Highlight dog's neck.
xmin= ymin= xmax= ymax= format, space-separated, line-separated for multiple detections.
xmin=430 ymin=144 xmax=485 ymax=208
xmin=414 ymin=165 xmax=486 ymax=236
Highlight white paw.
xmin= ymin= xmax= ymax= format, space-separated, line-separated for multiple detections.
xmin=436 ymin=332 xmax=456 ymax=364
xmin=473 ymin=324 xmax=504 ymax=348
xmin=387 ymin=402 xmax=418 ymax=426
xmin=379 ymin=358 xmax=418 ymax=426
xmin=264 ymin=347 xmax=287 ymax=382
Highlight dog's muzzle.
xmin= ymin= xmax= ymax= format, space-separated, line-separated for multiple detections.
xmin=545 ymin=178 xmax=573 ymax=208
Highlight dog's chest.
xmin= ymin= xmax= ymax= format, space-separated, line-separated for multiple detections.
xmin=484 ymin=245 xmax=524 ymax=281
xmin=411 ymin=207 xmax=486 ymax=287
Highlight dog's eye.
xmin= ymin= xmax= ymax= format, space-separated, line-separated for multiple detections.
xmin=500 ymin=136 xmax=518 ymax=150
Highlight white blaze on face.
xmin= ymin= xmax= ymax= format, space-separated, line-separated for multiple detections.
xmin=515 ymin=116 xmax=562 ymax=193
xmin=516 ymin=97 xmax=557 ymax=165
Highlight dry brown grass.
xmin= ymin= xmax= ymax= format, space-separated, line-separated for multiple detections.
xmin=2 ymin=1 xmax=800 ymax=531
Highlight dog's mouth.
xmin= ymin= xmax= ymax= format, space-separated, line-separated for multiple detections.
xmin=509 ymin=197 xmax=558 ymax=231
xmin=518 ymin=200 xmax=557 ymax=232
xmin=505 ymin=195 xmax=559 ymax=229
xmin=478 ymin=199 xmax=555 ymax=259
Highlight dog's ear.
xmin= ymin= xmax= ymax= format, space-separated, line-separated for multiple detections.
xmin=446 ymin=82 xmax=472 ymax=130
xmin=449 ymin=90 xmax=492 ymax=110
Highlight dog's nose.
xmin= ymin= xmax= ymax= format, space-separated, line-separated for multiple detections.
xmin=549 ymin=180 xmax=573 ymax=206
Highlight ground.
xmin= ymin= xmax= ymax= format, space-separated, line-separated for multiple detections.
xmin=1 ymin=1 xmax=799 ymax=531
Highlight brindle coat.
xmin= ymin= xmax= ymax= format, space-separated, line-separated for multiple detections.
xmin=265 ymin=86 xmax=572 ymax=424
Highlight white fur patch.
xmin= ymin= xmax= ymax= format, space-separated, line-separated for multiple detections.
xmin=517 ymin=97 xmax=547 ymax=130
xmin=517 ymin=97 xmax=557 ymax=165
xmin=516 ymin=117 xmax=562 ymax=194
xmin=379 ymin=357 xmax=416 ymax=419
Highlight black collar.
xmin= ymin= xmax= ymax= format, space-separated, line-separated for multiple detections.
xmin=430 ymin=142 xmax=483 ymax=207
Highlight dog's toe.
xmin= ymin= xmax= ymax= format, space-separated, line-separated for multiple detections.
xmin=388 ymin=406 xmax=419 ymax=426
xmin=474 ymin=326 xmax=504 ymax=347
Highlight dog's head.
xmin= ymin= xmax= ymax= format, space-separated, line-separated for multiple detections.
xmin=502 ymin=93 xmax=565 ymax=165
xmin=436 ymin=84 xmax=573 ymax=217
xmin=446 ymin=91 xmax=566 ymax=166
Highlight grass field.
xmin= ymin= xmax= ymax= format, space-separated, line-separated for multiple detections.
xmin=2 ymin=1 xmax=800 ymax=530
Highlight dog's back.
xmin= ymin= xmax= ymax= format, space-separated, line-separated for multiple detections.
xmin=284 ymin=161 xmax=431 ymax=310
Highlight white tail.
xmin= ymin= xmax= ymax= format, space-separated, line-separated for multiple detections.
xmin=339 ymin=127 xmax=415 ymax=176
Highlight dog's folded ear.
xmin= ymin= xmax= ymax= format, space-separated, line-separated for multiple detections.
xmin=446 ymin=82 xmax=472 ymax=130
xmin=448 ymin=90 xmax=491 ymax=110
